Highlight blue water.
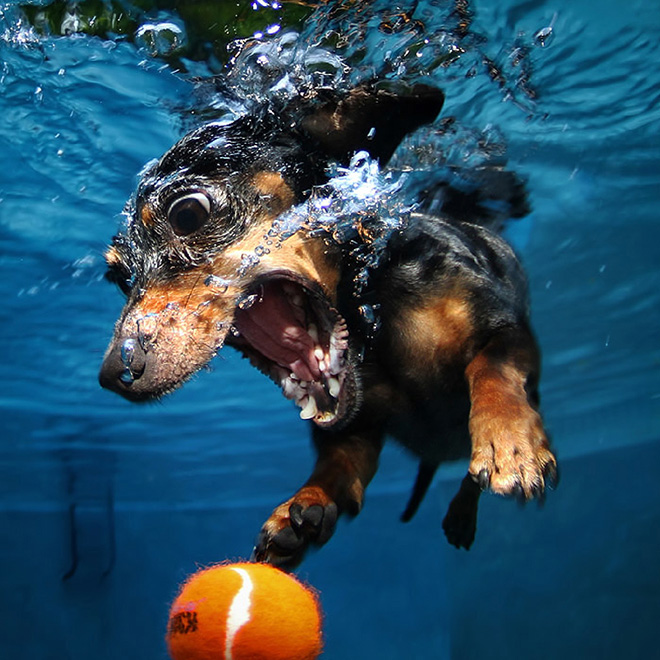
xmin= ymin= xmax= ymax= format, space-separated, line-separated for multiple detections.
xmin=1 ymin=0 xmax=659 ymax=658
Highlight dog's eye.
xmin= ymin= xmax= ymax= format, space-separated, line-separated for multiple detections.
xmin=167 ymin=192 xmax=211 ymax=236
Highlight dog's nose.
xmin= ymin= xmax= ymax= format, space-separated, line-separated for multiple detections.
xmin=99 ymin=336 xmax=149 ymax=401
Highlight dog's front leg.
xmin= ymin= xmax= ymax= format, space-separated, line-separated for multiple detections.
xmin=465 ymin=327 xmax=558 ymax=501
xmin=252 ymin=422 xmax=384 ymax=569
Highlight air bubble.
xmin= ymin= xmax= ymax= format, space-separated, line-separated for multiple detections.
xmin=358 ymin=303 xmax=381 ymax=336
xmin=204 ymin=275 xmax=230 ymax=293
xmin=136 ymin=314 xmax=158 ymax=349
xmin=119 ymin=338 xmax=138 ymax=384
xmin=358 ymin=304 xmax=374 ymax=323
xmin=60 ymin=8 xmax=81 ymax=35
xmin=353 ymin=270 xmax=371 ymax=294
xmin=120 ymin=338 xmax=136 ymax=368
xmin=533 ymin=26 xmax=554 ymax=48
xmin=304 ymin=49 xmax=345 ymax=87
xmin=194 ymin=301 xmax=212 ymax=316
xmin=237 ymin=293 xmax=261 ymax=309
xmin=135 ymin=20 xmax=187 ymax=57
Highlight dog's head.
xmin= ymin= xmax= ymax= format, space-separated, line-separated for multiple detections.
xmin=99 ymin=84 xmax=443 ymax=428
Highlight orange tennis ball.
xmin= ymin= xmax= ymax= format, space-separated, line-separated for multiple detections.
xmin=166 ymin=562 xmax=323 ymax=660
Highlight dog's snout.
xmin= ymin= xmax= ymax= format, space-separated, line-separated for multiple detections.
xmin=99 ymin=337 xmax=150 ymax=401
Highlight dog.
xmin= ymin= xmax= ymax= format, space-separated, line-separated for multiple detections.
xmin=99 ymin=82 xmax=557 ymax=569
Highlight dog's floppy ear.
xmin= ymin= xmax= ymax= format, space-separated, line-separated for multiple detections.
xmin=301 ymin=83 xmax=444 ymax=165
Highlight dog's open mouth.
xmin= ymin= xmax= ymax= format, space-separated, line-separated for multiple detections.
xmin=229 ymin=276 xmax=354 ymax=428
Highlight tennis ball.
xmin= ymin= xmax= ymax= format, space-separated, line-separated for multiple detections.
xmin=166 ymin=562 xmax=323 ymax=660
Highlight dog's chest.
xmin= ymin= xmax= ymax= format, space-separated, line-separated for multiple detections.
xmin=386 ymin=391 xmax=471 ymax=465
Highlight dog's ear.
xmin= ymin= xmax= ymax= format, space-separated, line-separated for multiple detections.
xmin=300 ymin=83 xmax=444 ymax=165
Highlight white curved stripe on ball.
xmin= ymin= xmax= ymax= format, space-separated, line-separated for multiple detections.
xmin=225 ymin=567 xmax=254 ymax=660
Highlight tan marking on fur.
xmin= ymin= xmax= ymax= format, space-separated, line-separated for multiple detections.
xmin=140 ymin=203 xmax=155 ymax=228
xmin=397 ymin=295 xmax=474 ymax=377
xmin=210 ymin=222 xmax=341 ymax=304
xmin=251 ymin=171 xmax=296 ymax=215
xmin=127 ymin=271 xmax=239 ymax=347
xmin=132 ymin=274 xmax=235 ymax=314
xmin=104 ymin=245 xmax=122 ymax=267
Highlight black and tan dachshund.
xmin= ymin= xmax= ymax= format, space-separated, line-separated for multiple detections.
xmin=99 ymin=83 xmax=557 ymax=569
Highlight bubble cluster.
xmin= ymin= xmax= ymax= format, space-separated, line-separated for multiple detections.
xmin=0 ymin=5 xmax=40 ymax=47
xmin=237 ymin=252 xmax=261 ymax=277
xmin=135 ymin=19 xmax=187 ymax=58
xmin=226 ymin=30 xmax=347 ymax=106
xmin=119 ymin=2 xmax=550 ymax=340
xmin=263 ymin=151 xmax=413 ymax=333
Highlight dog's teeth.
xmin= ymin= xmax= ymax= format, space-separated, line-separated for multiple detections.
xmin=299 ymin=396 xmax=317 ymax=420
xmin=328 ymin=376 xmax=341 ymax=398
xmin=282 ymin=378 xmax=297 ymax=399
xmin=291 ymin=293 xmax=304 ymax=307
xmin=314 ymin=346 xmax=325 ymax=361
xmin=308 ymin=324 xmax=319 ymax=342
xmin=318 ymin=359 xmax=327 ymax=372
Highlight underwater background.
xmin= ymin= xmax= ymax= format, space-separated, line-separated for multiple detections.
xmin=1 ymin=0 xmax=658 ymax=658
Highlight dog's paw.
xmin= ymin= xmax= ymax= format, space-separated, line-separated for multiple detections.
xmin=251 ymin=486 xmax=338 ymax=570
xmin=442 ymin=475 xmax=481 ymax=550
xmin=442 ymin=500 xmax=477 ymax=550
xmin=469 ymin=403 xmax=558 ymax=501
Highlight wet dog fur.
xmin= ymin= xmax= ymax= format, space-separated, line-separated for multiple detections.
xmin=99 ymin=83 xmax=557 ymax=569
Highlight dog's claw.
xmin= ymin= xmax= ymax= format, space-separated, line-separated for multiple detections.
xmin=544 ymin=462 xmax=560 ymax=490
xmin=252 ymin=490 xmax=338 ymax=570
xmin=476 ymin=468 xmax=490 ymax=491
xmin=530 ymin=477 xmax=546 ymax=502
xmin=289 ymin=503 xmax=305 ymax=528
xmin=511 ymin=482 xmax=526 ymax=504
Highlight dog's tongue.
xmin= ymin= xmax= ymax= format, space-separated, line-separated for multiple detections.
xmin=233 ymin=285 xmax=320 ymax=382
